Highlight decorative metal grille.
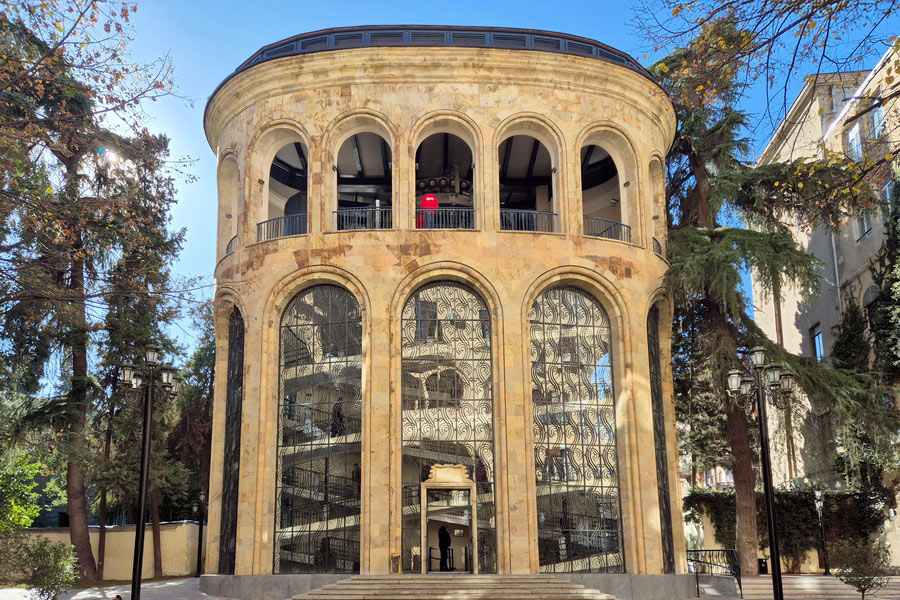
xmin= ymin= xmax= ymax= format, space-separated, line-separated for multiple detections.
xmin=530 ymin=287 xmax=624 ymax=573
xmin=400 ymin=282 xmax=496 ymax=573
xmin=648 ymin=305 xmax=675 ymax=573
xmin=275 ymin=285 xmax=362 ymax=573
xmin=219 ymin=306 xmax=244 ymax=574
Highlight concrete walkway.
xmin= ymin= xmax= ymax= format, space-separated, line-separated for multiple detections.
xmin=0 ymin=578 xmax=226 ymax=600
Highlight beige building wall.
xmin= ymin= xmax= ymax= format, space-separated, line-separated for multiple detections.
xmin=26 ymin=522 xmax=204 ymax=580
xmin=205 ymin=36 xmax=682 ymax=579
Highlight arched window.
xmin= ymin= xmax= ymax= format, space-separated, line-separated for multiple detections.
xmin=335 ymin=133 xmax=392 ymax=230
xmin=415 ymin=133 xmax=474 ymax=229
xmin=401 ymin=282 xmax=496 ymax=573
xmin=275 ymin=285 xmax=362 ymax=573
xmin=219 ymin=306 xmax=244 ymax=574
xmin=218 ymin=157 xmax=239 ymax=256
xmin=581 ymin=144 xmax=628 ymax=242
xmin=648 ymin=305 xmax=674 ymax=573
xmin=530 ymin=287 xmax=624 ymax=573
xmin=260 ymin=141 xmax=308 ymax=241
xmin=498 ymin=135 xmax=557 ymax=232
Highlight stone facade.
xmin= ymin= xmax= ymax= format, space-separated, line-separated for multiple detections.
xmin=204 ymin=26 xmax=681 ymax=581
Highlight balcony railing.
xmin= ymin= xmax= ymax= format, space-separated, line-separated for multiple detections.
xmin=500 ymin=209 xmax=557 ymax=233
xmin=225 ymin=235 xmax=237 ymax=255
xmin=258 ymin=214 xmax=307 ymax=241
xmin=335 ymin=207 xmax=392 ymax=231
xmin=416 ymin=207 xmax=475 ymax=229
xmin=653 ymin=237 xmax=664 ymax=256
xmin=584 ymin=216 xmax=631 ymax=242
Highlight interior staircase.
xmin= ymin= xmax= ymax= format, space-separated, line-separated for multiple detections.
xmin=738 ymin=575 xmax=900 ymax=599
xmin=292 ymin=574 xmax=615 ymax=600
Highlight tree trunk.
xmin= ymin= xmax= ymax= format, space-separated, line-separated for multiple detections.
xmin=151 ymin=487 xmax=163 ymax=579
xmin=727 ymin=400 xmax=759 ymax=576
xmin=67 ymin=233 xmax=99 ymax=583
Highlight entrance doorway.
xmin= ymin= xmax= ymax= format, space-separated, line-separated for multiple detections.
xmin=420 ymin=465 xmax=478 ymax=574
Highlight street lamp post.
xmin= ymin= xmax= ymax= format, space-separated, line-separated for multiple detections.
xmin=814 ymin=490 xmax=831 ymax=575
xmin=727 ymin=347 xmax=795 ymax=600
xmin=193 ymin=490 xmax=207 ymax=577
xmin=117 ymin=347 xmax=179 ymax=600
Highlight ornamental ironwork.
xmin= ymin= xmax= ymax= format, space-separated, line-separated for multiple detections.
xmin=530 ymin=287 xmax=624 ymax=573
xmin=275 ymin=285 xmax=362 ymax=573
xmin=400 ymin=282 xmax=496 ymax=573
xmin=648 ymin=305 xmax=675 ymax=573
xmin=219 ymin=306 xmax=244 ymax=574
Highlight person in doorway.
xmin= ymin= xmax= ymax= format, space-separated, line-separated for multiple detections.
xmin=417 ymin=193 xmax=439 ymax=228
xmin=438 ymin=524 xmax=452 ymax=571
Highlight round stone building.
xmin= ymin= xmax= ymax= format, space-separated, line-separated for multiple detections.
xmin=203 ymin=25 xmax=686 ymax=599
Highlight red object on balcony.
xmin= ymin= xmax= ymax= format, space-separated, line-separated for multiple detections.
xmin=416 ymin=193 xmax=439 ymax=228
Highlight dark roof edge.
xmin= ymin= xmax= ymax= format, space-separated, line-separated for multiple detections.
xmin=204 ymin=25 xmax=667 ymax=129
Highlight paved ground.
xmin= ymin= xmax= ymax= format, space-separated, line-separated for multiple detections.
xmin=0 ymin=578 xmax=226 ymax=600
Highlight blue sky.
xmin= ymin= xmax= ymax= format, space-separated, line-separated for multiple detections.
xmin=122 ymin=1 xmax=892 ymax=349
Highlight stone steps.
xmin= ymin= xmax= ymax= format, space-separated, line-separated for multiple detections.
xmin=293 ymin=574 xmax=615 ymax=600
xmin=739 ymin=575 xmax=900 ymax=599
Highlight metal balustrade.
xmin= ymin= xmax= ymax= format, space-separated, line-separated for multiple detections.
xmin=335 ymin=207 xmax=393 ymax=231
xmin=416 ymin=207 xmax=475 ymax=229
xmin=225 ymin=235 xmax=238 ymax=255
xmin=257 ymin=214 xmax=307 ymax=241
xmin=584 ymin=216 xmax=631 ymax=242
xmin=500 ymin=209 xmax=557 ymax=232
xmin=687 ymin=549 xmax=742 ymax=598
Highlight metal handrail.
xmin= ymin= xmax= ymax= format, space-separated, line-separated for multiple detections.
xmin=652 ymin=237 xmax=664 ymax=256
xmin=686 ymin=549 xmax=742 ymax=598
xmin=584 ymin=216 xmax=631 ymax=242
xmin=257 ymin=214 xmax=307 ymax=241
xmin=335 ymin=207 xmax=393 ymax=231
xmin=416 ymin=207 xmax=475 ymax=229
xmin=500 ymin=209 xmax=557 ymax=233
xmin=225 ymin=235 xmax=238 ymax=255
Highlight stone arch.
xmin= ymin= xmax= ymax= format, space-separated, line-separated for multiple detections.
xmin=648 ymin=156 xmax=666 ymax=254
xmin=246 ymin=121 xmax=312 ymax=240
xmin=494 ymin=114 xmax=566 ymax=231
xmin=576 ymin=123 xmax=643 ymax=246
xmin=217 ymin=154 xmax=241 ymax=257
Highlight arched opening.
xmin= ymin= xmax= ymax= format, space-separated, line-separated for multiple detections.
xmin=260 ymin=141 xmax=308 ymax=241
xmin=336 ymin=132 xmax=393 ymax=230
xmin=530 ymin=286 xmax=624 ymax=573
xmin=275 ymin=285 xmax=362 ymax=574
xmin=647 ymin=304 xmax=674 ymax=573
xmin=498 ymin=135 xmax=557 ymax=232
xmin=415 ymin=133 xmax=474 ymax=229
xmin=218 ymin=157 xmax=239 ymax=256
xmin=401 ymin=282 xmax=496 ymax=573
xmin=649 ymin=158 xmax=666 ymax=255
xmin=581 ymin=144 xmax=628 ymax=242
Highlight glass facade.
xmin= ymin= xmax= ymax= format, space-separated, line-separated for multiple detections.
xmin=275 ymin=285 xmax=362 ymax=573
xmin=219 ymin=306 xmax=244 ymax=574
xmin=648 ymin=305 xmax=675 ymax=573
xmin=400 ymin=282 xmax=497 ymax=573
xmin=530 ymin=287 xmax=624 ymax=573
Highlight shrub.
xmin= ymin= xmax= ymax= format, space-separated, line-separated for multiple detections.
xmin=21 ymin=537 xmax=77 ymax=600
xmin=831 ymin=536 xmax=892 ymax=600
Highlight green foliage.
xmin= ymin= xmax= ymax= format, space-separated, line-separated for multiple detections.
xmin=684 ymin=488 xmax=885 ymax=572
xmin=21 ymin=537 xmax=77 ymax=600
xmin=832 ymin=536 xmax=892 ymax=600
xmin=870 ymin=171 xmax=900 ymax=382
xmin=0 ymin=453 xmax=41 ymax=533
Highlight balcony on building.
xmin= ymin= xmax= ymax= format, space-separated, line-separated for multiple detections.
xmin=335 ymin=132 xmax=393 ymax=231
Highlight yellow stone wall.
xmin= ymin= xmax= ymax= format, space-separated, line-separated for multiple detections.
xmin=204 ymin=44 xmax=681 ymax=576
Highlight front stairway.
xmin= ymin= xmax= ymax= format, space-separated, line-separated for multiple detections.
xmin=293 ymin=574 xmax=615 ymax=600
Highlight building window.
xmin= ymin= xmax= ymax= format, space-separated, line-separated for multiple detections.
xmin=847 ymin=122 xmax=862 ymax=161
xmin=881 ymin=179 xmax=895 ymax=208
xmin=400 ymin=282 xmax=497 ymax=574
xmin=219 ymin=306 xmax=244 ymax=574
xmin=856 ymin=210 xmax=873 ymax=242
xmin=872 ymin=103 xmax=885 ymax=139
xmin=811 ymin=323 xmax=825 ymax=361
xmin=275 ymin=285 xmax=362 ymax=574
xmin=647 ymin=306 xmax=675 ymax=573
xmin=530 ymin=286 xmax=624 ymax=573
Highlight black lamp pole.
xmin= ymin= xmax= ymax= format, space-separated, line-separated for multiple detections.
xmin=727 ymin=347 xmax=794 ymax=600
xmin=815 ymin=491 xmax=831 ymax=575
xmin=195 ymin=491 xmax=206 ymax=577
